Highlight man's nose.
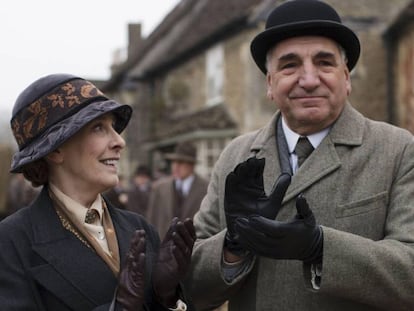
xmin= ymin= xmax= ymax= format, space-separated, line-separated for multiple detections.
xmin=298 ymin=64 xmax=320 ymax=89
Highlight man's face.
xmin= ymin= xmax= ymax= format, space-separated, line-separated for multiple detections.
xmin=266 ymin=36 xmax=351 ymax=135
xmin=171 ymin=160 xmax=194 ymax=180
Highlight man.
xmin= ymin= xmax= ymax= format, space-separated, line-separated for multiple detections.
xmin=185 ymin=1 xmax=414 ymax=310
xmin=126 ymin=165 xmax=152 ymax=216
xmin=147 ymin=142 xmax=208 ymax=238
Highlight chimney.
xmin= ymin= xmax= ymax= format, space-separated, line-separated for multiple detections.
xmin=128 ymin=23 xmax=143 ymax=59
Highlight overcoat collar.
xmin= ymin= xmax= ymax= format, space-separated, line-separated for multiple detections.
xmin=28 ymin=187 xmax=133 ymax=309
xmin=250 ymin=103 xmax=364 ymax=202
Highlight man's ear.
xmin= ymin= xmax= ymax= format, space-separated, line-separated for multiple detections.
xmin=345 ymin=69 xmax=352 ymax=96
xmin=45 ymin=149 xmax=63 ymax=164
xmin=266 ymin=73 xmax=273 ymax=101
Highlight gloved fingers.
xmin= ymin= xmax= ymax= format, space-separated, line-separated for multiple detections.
xmin=130 ymin=252 xmax=146 ymax=288
xmin=245 ymin=157 xmax=265 ymax=183
xmin=162 ymin=217 xmax=180 ymax=243
xmin=125 ymin=236 xmax=146 ymax=285
xmin=172 ymin=244 xmax=191 ymax=272
xmin=172 ymin=231 xmax=193 ymax=259
xmin=234 ymin=218 xmax=276 ymax=255
xmin=225 ymin=171 xmax=262 ymax=199
xmin=129 ymin=230 xmax=146 ymax=250
xmin=295 ymin=195 xmax=316 ymax=224
xmin=233 ymin=157 xmax=264 ymax=179
xmin=225 ymin=157 xmax=265 ymax=196
xmin=268 ymin=173 xmax=291 ymax=207
xmin=175 ymin=219 xmax=196 ymax=249
xmin=183 ymin=218 xmax=196 ymax=240
xmin=127 ymin=230 xmax=146 ymax=263
xmin=242 ymin=215 xmax=295 ymax=238
xmin=117 ymin=236 xmax=146 ymax=311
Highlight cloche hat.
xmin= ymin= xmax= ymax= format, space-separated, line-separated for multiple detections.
xmin=250 ymin=0 xmax=361 ymax=74
xmin=10 ymin=73 xmax=132 ymax=173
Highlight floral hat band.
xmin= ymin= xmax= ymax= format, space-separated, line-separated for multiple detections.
xmin=11 ymin=78 xmax=108 ymax=151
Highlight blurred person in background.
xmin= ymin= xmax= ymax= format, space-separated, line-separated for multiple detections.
xmin=0 ymin=73 xmax=195 ymax=311
xmin=104 ymin=174 xmax=129 ymax=210
xmin=147 ymin=142 xmax=208 ymax=238
xmin=6 ymin=173 xmax=40 ymax=215
xmin=126 ymin=165 xmax=152 ymax=216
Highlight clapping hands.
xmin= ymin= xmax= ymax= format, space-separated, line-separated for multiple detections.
xmin=153 ymin=218 xmax=196 ymax=308
xmin=224 ymin=157 xmax=291 ymax=256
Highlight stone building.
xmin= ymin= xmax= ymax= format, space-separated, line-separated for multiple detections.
xmin=101 ymin=0 xmax=413 ymax=179
xmin=384 ymin=0 xmax=414 ymax=132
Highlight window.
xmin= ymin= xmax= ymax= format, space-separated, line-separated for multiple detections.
xmin=206 ymin=45 xmax=224 ymax=106
xmin=197 ymin=138 xmax=231 ymax=179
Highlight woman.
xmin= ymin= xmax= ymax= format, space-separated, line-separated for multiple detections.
xmin=0 ymin=74 xmax=194 ymax=310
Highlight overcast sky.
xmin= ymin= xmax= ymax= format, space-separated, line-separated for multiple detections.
xmin=0 ymin=0 xmax=180 ymax=117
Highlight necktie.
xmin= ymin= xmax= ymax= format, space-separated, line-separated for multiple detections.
xmin=294 ymin=136 xmax=314 ymax=167
xmin=175 ymin=181 xmax=184 ymax=206
xmin=85 ymin=208 xmax=99 ymax=224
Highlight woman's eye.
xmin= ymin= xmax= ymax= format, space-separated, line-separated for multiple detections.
xmin=93 ymin=123 xmax=104 ymax=131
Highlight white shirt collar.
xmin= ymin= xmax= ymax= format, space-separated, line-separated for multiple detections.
xmin=281 ymin=117 xmax=330 ymax=153
xmin=175 ymin=174 xmax=195 ymax=196
xmin=49 ymin=182 xmax=103 ymax=223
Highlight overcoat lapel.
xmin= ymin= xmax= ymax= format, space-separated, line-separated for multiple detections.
xmin=286 ymin=136 xmax=341 ymax=200
xmin=251 ymin=113 xmax=282 ymax=196
xmin=163 ymin=179 xmax=175 ymax=226
xmin=250 ymin=103 xmax=364 ymax=204
xmin=28 ymin=189 xmax=117 ymax=309
xmin=182 ymin=176 xmax=204 ymax=218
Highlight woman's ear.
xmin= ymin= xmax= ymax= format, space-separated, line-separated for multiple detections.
xmin=45 ymin=149 xmax=63 ymax=164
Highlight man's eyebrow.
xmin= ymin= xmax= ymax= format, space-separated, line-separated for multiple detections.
xmin=278 ymin=53 xmax=299 ymax=63
xmin=314 ymin=51 xmax=336 ymax=59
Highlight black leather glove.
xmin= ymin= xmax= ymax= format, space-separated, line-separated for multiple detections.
xmin=116 ymin=230 xmax=146 ymax=311
xmin=224 ymin=157 xmax=291 ymax=255
xmin=153 ymin=218 xmax=196 ymax=307
xmin=234 ymin=195 xmax=323 ymax=264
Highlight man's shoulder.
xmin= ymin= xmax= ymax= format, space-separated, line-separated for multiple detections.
xmin=364 ymin=117 xmax=413 ymax=143
xmin=152 ymin=176 xmax=174 ymax=189
xmin=194 ymin=174 xmax=209 ymax=187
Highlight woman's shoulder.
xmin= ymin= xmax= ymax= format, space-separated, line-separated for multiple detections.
xmin=107 ymin=203 xmax=158 ymax=235
xmin=0 ymin=206 xmax=32 ymax=242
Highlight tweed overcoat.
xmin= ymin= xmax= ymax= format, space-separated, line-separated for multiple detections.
xmin=147 ymin=175 xmax=208 ymax=239
xmin=186 ymin=104 xmax=414 ymax=310
xmin=0 ymin=187 xmax=169 ymax=310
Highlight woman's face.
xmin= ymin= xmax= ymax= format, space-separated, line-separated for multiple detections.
xmin=49 ymin=112 xmax=125 ymax=199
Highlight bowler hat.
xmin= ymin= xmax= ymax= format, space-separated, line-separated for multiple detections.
xmin=250 ymin=0 xmax=361 ymax=74
xmin=165 ymin=142 xmax=197 ymax=164
xmin=10 ymin=73 xmax=132 ymax=173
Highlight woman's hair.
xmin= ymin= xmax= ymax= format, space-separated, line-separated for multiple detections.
xmin=21 ymin=159 xmax=49 ymax=187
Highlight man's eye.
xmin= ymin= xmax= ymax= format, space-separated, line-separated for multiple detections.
xmin=318 ymin=60 xmax=334 ymax=66
xmin=281 ymin=62 xmax=297 ymax=69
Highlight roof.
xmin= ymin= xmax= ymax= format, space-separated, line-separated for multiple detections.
xmin=150 ymin=103 xmax=238 ymax=141
xmin=102 ymin=0 xmax=263 ymax=91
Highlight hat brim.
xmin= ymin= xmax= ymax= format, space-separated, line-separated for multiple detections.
xmin=165 ymin=154 xmax=196 ymax=164
xmin=10 ymin=100 xmax=132 ymax=173
xmin=250 ymin=20 xmax=361 ymax=74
